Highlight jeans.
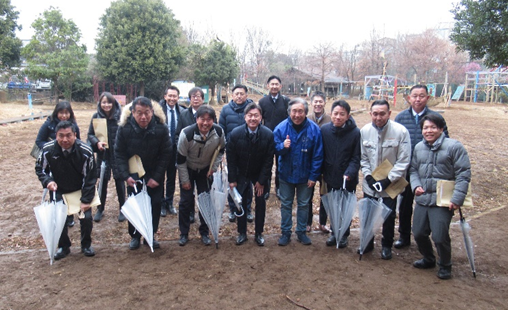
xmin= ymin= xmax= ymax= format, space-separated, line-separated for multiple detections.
xmin=279 ymin=179 xmax=313 ymax=234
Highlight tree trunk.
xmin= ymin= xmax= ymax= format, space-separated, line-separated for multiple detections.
xmin=139 ymin=81 xmax=145 ymax=97
xmin=209 ymin=84 xmax=216 ymax=105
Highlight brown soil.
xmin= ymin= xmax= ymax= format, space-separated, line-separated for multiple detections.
xmin=1 ymin=98 xmax=507 ymax=309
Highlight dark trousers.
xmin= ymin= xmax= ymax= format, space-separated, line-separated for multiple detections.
xmin=59 ymin=208 xmax=93 ymax=249
xmin=163 ymin=149 xmax=177 ymax=206
xmin=237 ymin=181 xmax=267 ymax=235
xmin=178 ymin=168 xmax=211 ymax=236
xmin=126 ymin=182 xmax=162 ymax=239
xmin=364 ymin=194 xmax=397 ymax=248
xmin=398 ymin=177 xmax=414 ymax=238
xmin=98 ymin=157 xmax=126 ymax=210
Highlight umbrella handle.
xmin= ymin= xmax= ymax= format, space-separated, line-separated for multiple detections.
xmin=373 ymin=182 xmax=382 ymax=192
xmin=132 ymin=180 xmax=144 ymax=194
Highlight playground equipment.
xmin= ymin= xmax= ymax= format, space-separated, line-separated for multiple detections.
xmin=463 ymin=66 xmax=508 ymax=103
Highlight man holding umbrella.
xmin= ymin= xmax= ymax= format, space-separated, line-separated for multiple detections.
xmin=35 ymin=120 xmax=97 ymax=260
xmin=227 ymin=103 xmax=274 ymax=246
xmin=177 ymin=105 xmax=226 ymax=246
xmin=115 ymin=97 xmax=172 ymax=250
xmin=360 ymin=99 xmax=411 ymax=260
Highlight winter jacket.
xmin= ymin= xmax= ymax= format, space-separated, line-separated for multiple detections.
xmin=410 ymin=133 xmax=471 ymax=207
xmin=308 ymin=112 xmax=331 ymax=128
xmin=321 ymin=117 xmax=361 ymax=191
xmin=35 ymin=117 xmax=81 ymax=149
xmin=274 ymin=117 xmax=323 ymax=184
xmin=87 ymin=99 xmax=122 ymax=177
xmin=219 ymin=99 xmax=254 ymax=140
xmin=394 ymin=106 xmax=449 ymax=153
xmin=360 ymin=120 xmax=411 ymax=198
xmin=258 ymin=94 xmax=290 ymax=131
xmin=35 ymin=139 xmax=96 ymax=203
xmin=115 ymin=102 xmax=172 ymax=185
xmin=176 ymin=123 xmax=226 ymax=185
xmin=227 ymin=124 xmax=274 ymax=187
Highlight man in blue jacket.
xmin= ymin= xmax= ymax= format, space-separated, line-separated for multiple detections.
xmin=273 ymin=98 xmax=323 ymax=246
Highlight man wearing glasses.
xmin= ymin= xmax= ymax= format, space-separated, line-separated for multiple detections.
xmin=393 ymin=85 xmax=448 ymax=250
xmin=219 ymin=84 xmax=255 ymax=223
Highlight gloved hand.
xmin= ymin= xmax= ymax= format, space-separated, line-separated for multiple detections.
xmin=378 ymin=177 xmax=392 ymax=191
xmin=365 ymin=175 xmax=377 ymax=190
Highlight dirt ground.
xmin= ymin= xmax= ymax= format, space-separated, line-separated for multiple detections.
xmin=1 ymin=97 xmax=508 ymax=310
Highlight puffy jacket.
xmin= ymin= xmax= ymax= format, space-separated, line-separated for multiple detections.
xmin=115 ymin=102 xmax=172 ymax=184
xmin=35 ymin=139 xmax=97 ymax=203
xmin=35 ymin=117 xmax=81 ymax=149
xmin=394 ymin=107 xmax=449 ymax=152
xmin=87 ymin=99 xmax=122 ymax=176
xmin=410 ymin=133 xmax=471 ymax=207
xmin=360 ymin=120 xmax=411 ymax=198
xmin=308 ymin=112 xmax=331 ymax=128
xmin=176 ymin=123 xmax=226 ymax=184
xmin=219 ymin=99 xmax=254 ymax=140
xmin=274 ymin=117 xmax=323 ymax=184
xmin=258 ymin=94 xmax=290 ymax=130
xmin=227 ymin=124 xmax=274 ymax=186
xmin=321 ymin=117 xmax=361 ymax=191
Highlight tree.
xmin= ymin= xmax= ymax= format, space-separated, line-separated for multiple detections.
xmin=95 ymin=0 xmax=183 ymax=96
xmin=305 ymin=42 xmax=337 ymax=92
xmin=22 ymin=7 xmax=89 ymax=103
xmin=0 ymin=0 xmax=22 ymax=68
xmin=194 ymin=40 xmax=238 ymax=104
xmin=451 ymin=0 xmax=508 ymax=66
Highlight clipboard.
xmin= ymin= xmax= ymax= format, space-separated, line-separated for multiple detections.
xmin=92 ymin=118 xmax=109 ymax=148
xmin=371 ymin=159 xmax=408 ymax=199
xmin=62 ymin=189 xmax=101 ymax=217
xmin=436 ymin=180 xmax=473 ymax=208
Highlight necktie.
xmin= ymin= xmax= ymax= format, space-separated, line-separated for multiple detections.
xmin=272 ymin=97 xmax=276 ymax=103
xmin=170 ymin=109 xmax=176 ymax=144
xmin=249 ymin=132 xmax=256 ymax=142
xmin=63 ymin=150 xmax=70 ymax=158
xmin=415 ymin=114 xmax=419 ymax=126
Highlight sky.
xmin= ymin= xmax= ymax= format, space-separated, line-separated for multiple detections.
xmin=12 ymin=0 xmax=458 ymax=53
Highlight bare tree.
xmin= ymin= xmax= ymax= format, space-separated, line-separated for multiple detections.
xmin=305 ymin=41 xmax=337 ymax=92
xmin=245 ymin=27 xmax=272 ymax=84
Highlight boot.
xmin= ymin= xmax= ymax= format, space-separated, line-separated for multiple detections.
xmin=93 ymin=206 xmax=104 ymax=222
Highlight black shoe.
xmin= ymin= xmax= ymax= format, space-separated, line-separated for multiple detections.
xmin=381 ymin=247 xmax=392 ymax=260
xmin=247 ymin=214 xmax=254 ymax=223
xmin=143 ymin=239 xmax=160 ymax=249
xmin=413 ymin=258 xmax=436 ymax=269
xmin=228 ymin=212 xmax=236 ymax=223
xmin=168 ymin=205 xmax=177 ymax=215
xmin=236 ymin=233 xmax=248 ymax=245
xmin=160 ymin=207 xmax=167 ymax=217
xmin=179 ymin=234 xmax=188 ymax=246
xmin=94 ymin=207 xmax=104 ymax=222
xmin=255 ymin=233 xmax=265 ymax=246
xmin=189 ymin=212 xmax=195 ymax=224
xmin=81 ymin=247 xmax=95 ymax=257
xmin=357 ymin=240 xmax=374 ymax=254
xmin=118 ymin=211 xmax=126 ymax=222
xmin=437 ymin=265 xmax=452 ymax=280
xmin=54 ymin=247 xmax=70 ymax=260
xmin=201 ymin=235 xmax=211 ymax=246
xmin=326 ymin=235 xmax=336 ymax=246
xmin=338 ymin=236 xmax=349 ymax=249
xmin=129 ymin=237 xmax=140 ymax=250
xmin=394 ymin=237 xmax=411 ymax=249
xmin=66 ymin=215 xmax=75 ymax=227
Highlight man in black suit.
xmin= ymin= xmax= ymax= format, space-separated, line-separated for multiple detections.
xmin=159 ymin=85 xmax=186 ymax=216
xmin=258 ymin=75 xmax=290 ymax=199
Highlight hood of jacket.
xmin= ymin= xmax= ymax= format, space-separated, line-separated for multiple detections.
xmin=331 ymin=116 xmax=357 ymax=136
xmin=119 ymin=100 xmax=166 ymax=127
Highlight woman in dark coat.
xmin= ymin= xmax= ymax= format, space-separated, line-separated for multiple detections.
xmin=87 ymin=92 xmax=126 ymax=222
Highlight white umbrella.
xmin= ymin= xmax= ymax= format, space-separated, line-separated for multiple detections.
xmin=198 ymin=168 xmax=227 ymax=249
xmin=33 ymin=189 xmax=68 ymax=265
xmin=357 ymin=197 xmax=392 ymax=260
xmin=459 ymin=207 xmax=476 ymax=278
xmin=121 ymin=181 xmax=154 ymax=252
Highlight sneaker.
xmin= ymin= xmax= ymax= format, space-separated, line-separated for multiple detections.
xmin=278 ymin=233 xmax=291 ymax=246
xmin=296 ymin=232 xmax=312 ymax=245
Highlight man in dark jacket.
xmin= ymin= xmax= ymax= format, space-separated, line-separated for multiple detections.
xmin=219 ymin=84 xmax=254 ymax=223
xmin=115 ymin=97 xmax=172 ymax=250
xmin=320 ymin=100 xmax=361 ymax=248
xmin=159 ymin=85 xmax=186 ymax=217
xmin=227 ymin=103 xmax=274 ymax=246
xmin=393 ymin=85 xmax=448 ymax=249
xmin=35 ymin=121 xmax=97 ymax=260
xmin=258 ymin=75 xmax=290 ymax=199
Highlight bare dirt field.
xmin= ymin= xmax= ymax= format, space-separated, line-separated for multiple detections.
xmin=1 ymin=97 xmax=507 ymax=309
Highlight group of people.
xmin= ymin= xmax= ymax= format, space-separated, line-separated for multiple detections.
xmin=34 ymin=76 xmax=471 ymax=280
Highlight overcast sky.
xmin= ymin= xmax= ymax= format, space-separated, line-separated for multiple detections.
xmin=12 ymin=0 xmax=457 ymax=53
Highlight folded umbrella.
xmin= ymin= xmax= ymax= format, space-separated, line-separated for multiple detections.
xmin=121 ymin=181 xmax=154 ymax=252
xmin=198 ymin=167 xmax=227 ymax=249
xmin=459 ymin=207 xmax=476 ymax=278
xmin=357 ymin=197 xmax=392 ymax=260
